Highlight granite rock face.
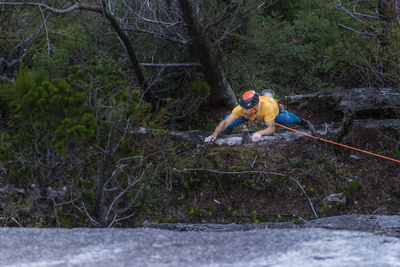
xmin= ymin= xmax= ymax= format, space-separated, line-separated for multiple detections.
xmin=1 ymin=215 xmax=399 ymax=267
xmin=283 ymin=87 xmax=400 ymax=123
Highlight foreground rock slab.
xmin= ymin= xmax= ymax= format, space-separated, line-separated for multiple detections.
xmin=1 ymin=215 xmax=399 ymax=267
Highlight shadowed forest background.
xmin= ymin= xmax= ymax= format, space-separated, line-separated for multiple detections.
xmin=0 ymin=0 xmax=399 ymax=228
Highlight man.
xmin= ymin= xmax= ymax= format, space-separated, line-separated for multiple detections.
xmin=204 ymin=90 xmax=316 ymax=142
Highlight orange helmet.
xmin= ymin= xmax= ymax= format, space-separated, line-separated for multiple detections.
xmin=239 ymin=90 xmax=259 ymax=109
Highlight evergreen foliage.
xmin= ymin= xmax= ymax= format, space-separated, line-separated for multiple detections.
xmin=0 ymin=61 xmax=155 ymax=226
xmin=222 ymin=0 xmax=380 ymax=96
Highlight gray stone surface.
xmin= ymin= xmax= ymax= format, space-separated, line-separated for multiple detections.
xmin=305 ymin=214 xmax=400 ymax=236
xmin=283 ymin=87 xmax=400 ymax=122
xmin=1 ymin=215 xmax=399 ymax=267
xmin=199 ymin=119 xmax=400 ymax=146
xmin=323 ymin=193 xmax=347 ymax=204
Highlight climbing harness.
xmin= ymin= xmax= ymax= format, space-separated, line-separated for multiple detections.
xmin=275 ymin=123 xmax=400 ymax=164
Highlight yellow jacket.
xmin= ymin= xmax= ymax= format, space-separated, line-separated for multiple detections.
xmin=232 ymin=96 xmax=279 ymax=122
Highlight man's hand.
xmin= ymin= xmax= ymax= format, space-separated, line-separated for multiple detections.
xmin=251 ymin=132 xmax=261 ymax=142
xmin=204 ymin=113 xmax=237 ymax=143
xmin=205 ymin=135 xmax=217 ymax=142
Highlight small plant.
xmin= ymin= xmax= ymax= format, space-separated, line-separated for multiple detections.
xmin=252 ymin=210 xmax=269 ymax=223
xmin=225 ymin=206 xmax=233 ymax=218
xmin=291 ymin=215 xmax=301 ymax=224
xmin=252 ymin=210 xmax=260 ymax=224
xmin=316 ymin=155 xmax=326 ymax=164
xmin=324 ymin=161 xmax=335 ymax=173
xmin=288 ymin=157 xmax=304 ymax=168
xmin=188 ymin=207 xmax=202 ymax=218
xmin=306 ymin=186 xmax=315 ymax=196
xmin=60 ymin=218 xmax=71 ymax=228
xmin=30 ymin=217 xmax=44 ymax=228
xmin=343 ymin=179 xmax=363 ymax=199
xmin=180 ymin=172 xmax=201 ymax=189
xmin=386 ymin=195 xmax=397 ymax=204
xmin=250 ymin=179 xmax=256 ymax=189
xmin=178 ymin=193 xmax=185 ymax=201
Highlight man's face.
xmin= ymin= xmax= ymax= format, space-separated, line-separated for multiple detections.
xmin=242 ymin=107 xmax=254 ymax=116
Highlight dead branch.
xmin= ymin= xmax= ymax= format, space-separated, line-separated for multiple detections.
xmin=105 ymin=164 xmax=150 ymax=223
xmin=288 ymin=177 xmax=318 ymax=219
xmin=140 ymin=63 xmax=201 ymax=68
xmin=78 ymin=202 xmax=101 ymax=226
xmin=334 ymin=106 xmax=355 ymax=142
xmin=108 ymin=212 xmax=137 ymax=228
xmin=205 ymin=1 xmax=242 ymax=30
xmin=38 ymin=5 xmax=51 ymax=57
xmin=332 ymin=0 xmax=377 ymax=32
xmin=121 ymin=0 xmax=188 ymax=44
xmin=338 ymin=23 xmax=376 ymax=36
xmin=173 ymin=167 xmax=283 ymax=177
xmin=122 ymin=26 xmax=187 ymax=44
xmin=0 ymin=2 xmax=81 ymax=13
xmin=11 ymin=217 xmax=23 ymax=227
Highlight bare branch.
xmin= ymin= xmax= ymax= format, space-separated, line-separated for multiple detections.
xmin=332 ymin=0 xmax=377 ymax=32
xmin=54 ymin=195 xmax=81 ymax=207
xmin=112 ymin=118 xmax=132 ymax=154
xmin=205 ymin=1 xmax=242 ymax=30
xmin=173 ymin=167 xmax=283 ymax=177
xmin=396 ymin=0 xmax=400 ymax=26
xmin=36 ymin=5 xmax=52 ymax=57
xmin=131 ymin=9 xmax=182 ymax=27
xmin=105 ymin=163 xmax=151 ymax=223
xmin=11 ymin=217 xmax=23 ymax=227
xmin=108 ymin=211 xmax=136 ymax=227
xmin=117 ymin=155 xmax=143 ymax=163
xmin=251 ymin=155 xmax=257 ymax=169
xmin=140 ymin=62 xmax=200 ymax=68
xmin=51 ymin=197 xmax=60 ymax=227
xmin=0 ymin=2 xmax=81 ymax=13
xmin=350 ymin=12 xmax=378 ymax=19
xmin=288 ymin=177 xmax=318 ymax=219
xmin=338 ymin=24 xmax=376 ymax=36
xmin=81 ymin=202 xmax=101 ymax=226
xmin=122 ymin=26 xmax=188 ymax=44
xmin=120 ymin=0 xmax=188 ymax=45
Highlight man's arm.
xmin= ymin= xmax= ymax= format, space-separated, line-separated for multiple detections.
xmin=251 ymin=120 xmax=275 ymax=142
xmin=205 ymin=113 xmax=237 ymax=142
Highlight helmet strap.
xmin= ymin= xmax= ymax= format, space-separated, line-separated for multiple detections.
xmin=254 ymin=101 xmax=260 ymax=119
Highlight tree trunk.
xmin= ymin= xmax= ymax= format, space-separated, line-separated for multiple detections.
xmin=177 ymin=0 xmax=237 ymax=109
xmin=85 ymin=2 xmax=153 ymax=104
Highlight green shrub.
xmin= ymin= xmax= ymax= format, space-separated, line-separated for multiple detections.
xmin=343 ymin=179 xmax=363 ymax=199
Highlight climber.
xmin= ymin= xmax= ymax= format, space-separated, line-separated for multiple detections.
xmin=204 ymin=90 xmax=316 ymax=142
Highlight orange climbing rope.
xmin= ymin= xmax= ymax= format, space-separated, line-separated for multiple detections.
xmin=275 ymin=123 xmax=400 ymax=164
